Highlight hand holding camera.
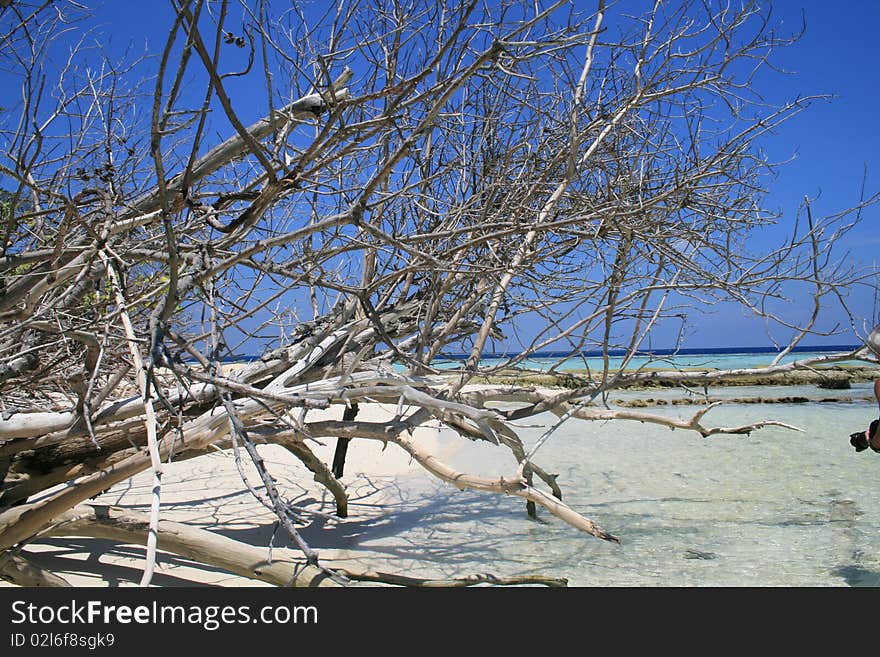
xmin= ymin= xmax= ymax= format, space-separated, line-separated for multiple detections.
xmin=851 ymin=418 xmax=880 ymax=453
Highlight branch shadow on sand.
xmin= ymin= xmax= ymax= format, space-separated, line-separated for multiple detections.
xmin=19 ymin=476 xmax=553 ymax=586
xmin=18 ymin=539 xmax=237 ymax=587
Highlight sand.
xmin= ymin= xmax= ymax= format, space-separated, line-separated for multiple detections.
xmin=1 ymin=400 xmax=469 ymax=587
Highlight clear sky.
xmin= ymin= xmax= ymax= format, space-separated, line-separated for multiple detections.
xmin=695 ymin=0 xmax=880 ymax=348
xmin=3 ymin=0 xmax=879 ymax=352
xmin=581 ymin=0 xmax=880 ymax=349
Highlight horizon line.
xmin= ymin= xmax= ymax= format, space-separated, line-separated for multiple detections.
xmin=216 ymin=343 xmax=865 ymax=362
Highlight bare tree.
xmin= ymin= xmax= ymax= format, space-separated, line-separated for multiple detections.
xmin=0 ymin=0 xmax=876 ymax=587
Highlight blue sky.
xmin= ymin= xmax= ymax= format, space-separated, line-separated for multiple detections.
xmin=580 ymin=0 xmax=880 ymax=349
xmin=109 ymin=1 xmax=880 ymax=349
xmin=3 ymin=1 xmax=879 ymax=352
xmin=686 ymin=1 xmax=880 ymax=347
xmin=753 ymin=1 xmax=880 ymax=251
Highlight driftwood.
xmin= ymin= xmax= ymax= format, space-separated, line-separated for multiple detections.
xmin=2 ymin=0 xmax=877 ymax=587
xmin=0 ymin=550 xmax=72 ymax=587
xmin=5 ymin=504 xmax=567 ymax=587
xmin=41 ymin=505 xmax=338 ymax=587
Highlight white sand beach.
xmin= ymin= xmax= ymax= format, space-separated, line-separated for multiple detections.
xmin=2 ymin=400 xmax=476 ymax=587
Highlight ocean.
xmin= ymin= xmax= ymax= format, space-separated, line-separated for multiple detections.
xmin=340 ymin=345 xmax=880 ymax=586
xmin=429 ymin=344 xmax=866 ymax=372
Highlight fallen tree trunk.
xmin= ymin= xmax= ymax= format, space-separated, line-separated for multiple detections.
xmin=43 ymin=505 xmax=338 ymax=587
xmin=0 ymin=550 xmax=72 ymax=587
xmin=28 ymin=504 xmax=567 ymax=587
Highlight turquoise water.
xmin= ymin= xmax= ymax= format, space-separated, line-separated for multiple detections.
xmin=282 ymin=348 xmax=880 ymax=585
xmin=429 ymin=350 xmax=865 ymax=372
xmin=329 ymin=382 xmax=880 ymax=586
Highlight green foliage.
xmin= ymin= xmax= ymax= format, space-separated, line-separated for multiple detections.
xmin=8 ymin=263 xmax=31 ymax=276
xmin=81 ymin=287 xmax=113 ymax=308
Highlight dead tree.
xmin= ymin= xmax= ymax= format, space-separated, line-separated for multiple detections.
xmin=0 ymin=0 xmax=876 ymax=587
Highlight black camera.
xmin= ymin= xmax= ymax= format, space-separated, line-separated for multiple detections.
xmin=851 ymin=418 xmax=880 ymax=452
xmin=850 ymin=431 xmax=870 ymax=452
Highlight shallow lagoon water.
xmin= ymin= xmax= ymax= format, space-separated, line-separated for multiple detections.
xmin=342 ymin=386 xmax=880 ymax=586
xmin=432 ymin=350 xmax=866 ymax=373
